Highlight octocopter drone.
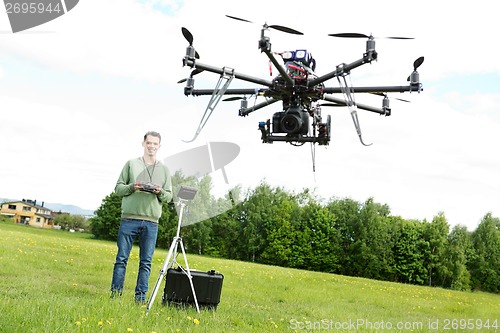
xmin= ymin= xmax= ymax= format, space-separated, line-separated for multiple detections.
xmin=179 ymin=15 xmax=424 ymax=148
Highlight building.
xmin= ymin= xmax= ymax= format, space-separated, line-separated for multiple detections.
xmin=0 ymin=199 xmax=54 ymax=228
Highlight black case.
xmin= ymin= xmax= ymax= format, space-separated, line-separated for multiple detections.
xmin=162 ymin=267 xmax=224 ymax=310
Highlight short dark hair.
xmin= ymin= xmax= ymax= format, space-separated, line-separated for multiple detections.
xmin=144 ymin=131 xmax=161 ymax=143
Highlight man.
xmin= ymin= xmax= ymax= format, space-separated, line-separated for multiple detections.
xmin=110 ymin=131 xmax=172 ymax=303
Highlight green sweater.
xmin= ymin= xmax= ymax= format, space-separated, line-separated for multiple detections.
xmin=114 ymin=157 xmax=172 ymax=223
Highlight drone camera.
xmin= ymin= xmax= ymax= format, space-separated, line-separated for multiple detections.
xmin=272 ymin=106 xmax=310 ymax=135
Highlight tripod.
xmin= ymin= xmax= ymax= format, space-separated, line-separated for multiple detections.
xmin=146 ymin=195 xmax=200 ymax=315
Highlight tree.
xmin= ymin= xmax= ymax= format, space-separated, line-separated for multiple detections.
xmin=260 ymin=198 xmax=296 ymax=267
xmin=423 ymin=212 xmax=449 ymax=287
xmin=87 ymin=175 xmax=499 ymax=294
xmin=54 ymin=213 xmax=88 ymax=230
xmin=352 ymin=198 xmax=393 ymax=280
xmin=301 ymin=199 xmax=340 ymax=273
xmin=89 ymin=192 xmax=122 ymax=240
xmin=469 ymin=213 xmax=500 ymax=292
xmin=236 ymin=182 xmax=281 ymax=262
xmin=326 ymin=197 xmax=361 ymax=277
xmin=155 ymin=200 xmax=178 ymax=249
xmin=393 ymin=219 xmax=428 ymax=285
xmin=444 ymin=225 xmax=472 ymax=291
xmin=202 ymin=185 xmax=243 ymax=258
xmin=181 ymin=175 xmax=214 ymax=255
xmin=205 ymin=201 xmax=240 ymax=258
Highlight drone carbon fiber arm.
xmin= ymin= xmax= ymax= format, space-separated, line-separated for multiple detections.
xmin=182 ymin=59 xmax=274 ymax=89
xmin=187 ymin=88 xmax=269 ymax=97
xmin=323 ymin=84 xmax=422 ymax=94
xmin=322 ymin=95 xmax=387 ymax=115
xmin=260 ymin=48 xmax=294 ymax=87
xmin=308 ymin=50 xmax=377 ymax=87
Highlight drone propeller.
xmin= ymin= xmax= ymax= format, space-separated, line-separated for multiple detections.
xmin=181 ymin=27 xmax=200 ymax=59
xmin=225 ymin=15 xmax=252 ymax=23
xmin=370 ymin=92 xmax=410 ymax=103
xmin=413 ymin=56 xmax=425 ymax=70
xmin=226 ymin=15 xmax=303 ymax=35
xmin=328 ymin=33 xmax=413 ymax=40
xmin=222 ymin=96 xmax=245 ymax=102
xmin=177 ymin=68 xmax=204 ymax=84
xmin=182 ymin=27 xmax=193 ymax=45
xmin=319 ymin=102 xmax=345 ymax=107
xmin=267 ymin=25 xmax=303 ymax=35
xmin=407 ymin=56 xmax=425 ymax=81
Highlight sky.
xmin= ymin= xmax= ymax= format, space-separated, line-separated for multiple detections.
xmin=0 ymin=0 xmax=498 ymax=231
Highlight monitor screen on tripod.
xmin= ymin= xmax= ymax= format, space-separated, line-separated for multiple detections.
xmin=177 ymin=185 xmax=197 ymax=200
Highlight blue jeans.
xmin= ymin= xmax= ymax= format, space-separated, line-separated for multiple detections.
xmin=110 ymin=219 xmax=158 ymax=301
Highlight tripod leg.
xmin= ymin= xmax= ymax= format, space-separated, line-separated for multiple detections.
xmin=179 ymin=239 xmax=200 ymax=313
xmin=146 ymin=237 xmax=179 ymax=315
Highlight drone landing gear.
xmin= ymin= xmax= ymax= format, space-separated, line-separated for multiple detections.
xmin=336 ymin=73 xmax=372 ymax=146
xmin=183 ymin=68 xmax=235 ymax=143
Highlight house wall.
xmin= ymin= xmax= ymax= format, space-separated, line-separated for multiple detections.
xmin=0 ymin=202 xmax=54 ymax=228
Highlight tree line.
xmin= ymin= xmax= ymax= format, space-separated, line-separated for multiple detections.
xmin=89 ymin=174 xmax=499 ymax=293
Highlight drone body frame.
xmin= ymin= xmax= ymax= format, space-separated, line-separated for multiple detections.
xmin=179 ymin=17 xmax=424 ymax=147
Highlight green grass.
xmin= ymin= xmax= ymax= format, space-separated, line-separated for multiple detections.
xmin=0 ymin=221 xmax=498 ymax=333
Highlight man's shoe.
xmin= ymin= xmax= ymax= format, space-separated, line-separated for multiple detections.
xmin=134 ymin=292 xmax=146 ymax=304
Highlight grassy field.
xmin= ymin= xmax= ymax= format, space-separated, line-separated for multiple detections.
xmin=0 ymin=221 xmax=498 ymax=333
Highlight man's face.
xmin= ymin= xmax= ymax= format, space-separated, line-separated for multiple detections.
xmin=142 ymin=135 xmax=161 ymax=157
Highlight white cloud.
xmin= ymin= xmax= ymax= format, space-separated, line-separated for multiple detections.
xmin=0 ymin=0 xmax=499 ymax=230
xmin=0 ymin=0 xmax=186 ymax=82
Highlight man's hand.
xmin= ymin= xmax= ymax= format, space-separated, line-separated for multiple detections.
xmin=134 ymin=181 xmax=160 ymax=194
xmin=152 ymin=185 xmax=161 ymax=194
